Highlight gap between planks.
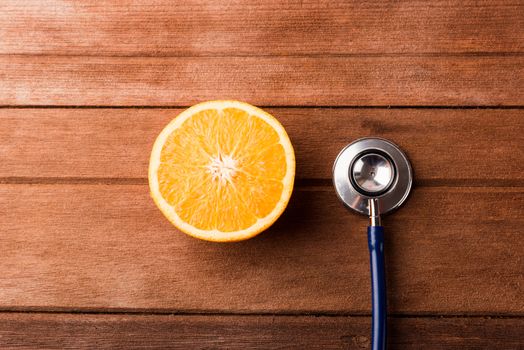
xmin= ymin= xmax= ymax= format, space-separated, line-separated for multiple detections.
xmin=1 ymin=105 xmax=524 ymax=109
xmin=1 ymin=52 xmax=523 ymax=58
xmin=1 ymin=177 xmax=523 ymax=188
xmin=0 ymin=308 xmax=523 ymax=319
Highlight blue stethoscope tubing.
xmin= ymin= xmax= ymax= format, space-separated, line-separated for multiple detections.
xmin=368 ymin=225 xmax=386 ymax=350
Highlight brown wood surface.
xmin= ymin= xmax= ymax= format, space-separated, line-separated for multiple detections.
xmin=1 ymin=0 xmax=523 ymax=347
xmin=1 ymin=184 xmax=522 ymax=314
xmin=0 ymin=313 xmax=522 ymax=350
xmin=1 ymin=108 xmax=522 ymax=182
xmin=1 ymin=1 xmax=522 ymax=56
xmin=1 ymin=55 xmax=522 ymax=106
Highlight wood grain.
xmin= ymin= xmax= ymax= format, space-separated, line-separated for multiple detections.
xmin=0 ymin=1 xmax=522 ymax=56
xmin=1 ymin=184 xmax=522 ymax=314
xmin=1 ymin=108 xmax=522 ymax=183
xmin=1 ymin=0 xmax=523 ymax=345
xmin=0 ymin=313 xmax=522 ymax=350
xmin=1 ymin=55 xmax=522 ymax=106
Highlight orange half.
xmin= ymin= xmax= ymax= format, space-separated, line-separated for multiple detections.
xmin=149 ymin=101 xmax=295 ymax=242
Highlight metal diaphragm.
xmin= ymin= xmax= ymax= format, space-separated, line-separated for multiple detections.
xmin=333 ymin=138 xmax=413 ymax=216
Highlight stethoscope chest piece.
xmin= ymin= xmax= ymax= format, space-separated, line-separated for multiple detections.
xmin=333 ymin=137 xmax=412 ymax=216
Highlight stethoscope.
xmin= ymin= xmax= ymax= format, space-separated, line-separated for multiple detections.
xmin=333 ymin=138 xmax=413 ymax=350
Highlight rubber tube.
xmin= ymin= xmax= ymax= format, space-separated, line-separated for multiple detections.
xmin=368 ymin=225 xmax=386 ymax=350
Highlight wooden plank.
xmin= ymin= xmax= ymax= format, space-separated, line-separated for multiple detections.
xmin=1 ymin=184 xmax=522 ymax=314
xmin=1 ymin=108 xmax=522 ymax=182
xmin=1 ymin=56 xmax=522 ymax=106
xmin=0 ymin=1 xmax=522 ymax=56
xmin=0 ymin=313 xmax=522 ymax=350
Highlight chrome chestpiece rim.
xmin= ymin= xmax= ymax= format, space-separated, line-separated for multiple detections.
xmin=333 ymin=138 xmax=413 ymax=216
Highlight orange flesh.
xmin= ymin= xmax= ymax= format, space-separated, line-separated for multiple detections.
xmin=157 ymin=107 xmax=286 ymax=232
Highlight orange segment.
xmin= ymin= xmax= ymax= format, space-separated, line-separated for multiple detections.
xmin=149 ymin=100 xmax=295 ymax=242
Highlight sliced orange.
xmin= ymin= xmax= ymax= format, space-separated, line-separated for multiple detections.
xmin=149 ymin=100 xmax=295 ymax=242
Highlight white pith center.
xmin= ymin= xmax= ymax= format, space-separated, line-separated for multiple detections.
xmin=207 ymin=153 xmax=238 ymax=185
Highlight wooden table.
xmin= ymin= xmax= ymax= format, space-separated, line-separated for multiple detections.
xmin=1 ymin=1 xmax=523 ymax=349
